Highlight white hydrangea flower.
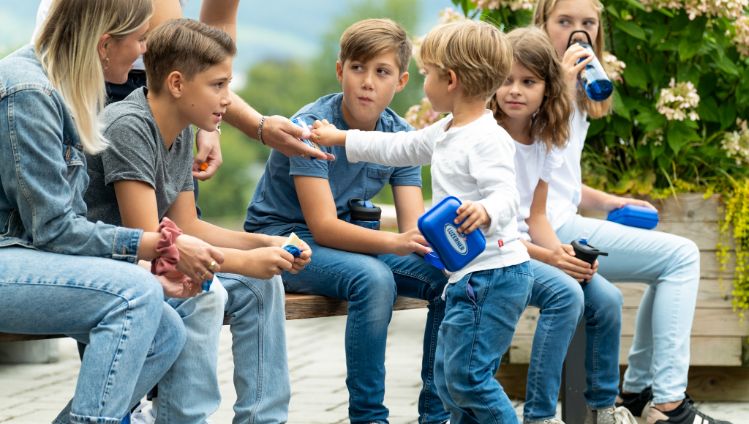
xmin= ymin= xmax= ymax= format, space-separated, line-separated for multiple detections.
xmin=656 ymin=78 xmax=700 ymax=121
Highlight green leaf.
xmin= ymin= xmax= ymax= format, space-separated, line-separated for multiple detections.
xmin=715 ymin=51 xmax=740 ymax=76
xmin=719 ymin=103 xmax=737 ymax=130
xmin=613 ymin=90 xmax=630 ymax=120
xmin=614 ymin=20 xmax=647 ymax=40
xmin=666 ymin=122 xmax=699 ymax=154
xmin=622 ymin=62 xmax=648 ymax=89
xmin=678 ymin=37 xmax=701 ymax=61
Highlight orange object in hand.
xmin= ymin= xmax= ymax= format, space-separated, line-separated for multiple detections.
xmin=199 ymin=162 xmax=208 ymax=171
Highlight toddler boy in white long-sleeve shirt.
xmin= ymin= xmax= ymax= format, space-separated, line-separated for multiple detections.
xmin=311 ymin=20 xmax=532 ymax=424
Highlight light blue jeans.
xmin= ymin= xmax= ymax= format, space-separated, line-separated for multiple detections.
xmin=273 ymin=229 xmax=448 ymax=424
xmin=556 ymin=214 xmax=700 ymax=404
xmin=221 ymin=273 xmax=290 ymax=424
xmin=157 ymin=279 xmax=228 ymax=424
xmin=434 ymin=263 xmax=533 ymax=424
xmin=524 ymin=259 xmax=622 ymax=422
xmin=0 ymin=247 xmax=185 ymax=424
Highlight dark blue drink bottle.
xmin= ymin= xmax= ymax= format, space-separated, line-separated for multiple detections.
xmin=568 ymin=30 xmax=613 ymax=101
xmin=348 ymin=198 xmax=381 ymax=230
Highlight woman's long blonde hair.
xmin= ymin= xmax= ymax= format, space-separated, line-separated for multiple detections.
xmin=533 ymin=0 xmax=612 ymax=119
xmin=35 ymin=0 xmax=153 ymax=154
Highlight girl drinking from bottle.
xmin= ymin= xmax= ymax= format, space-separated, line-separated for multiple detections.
xmin=489 ymin=26 xmax=632 ymax=424
xmin=534 ymin=1 xmax=730 ymax=423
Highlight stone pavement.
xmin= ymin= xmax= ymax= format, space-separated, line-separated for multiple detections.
xmin=1 ymin=309 xmax=748 ymax=423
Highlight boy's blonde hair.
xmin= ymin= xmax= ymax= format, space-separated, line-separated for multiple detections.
xmin=339 ymin=19 xmax=412 ymax=74
xmin=533 ymin=0 xmax=612 ymax=118
xmin=144 ymin=19 xmax=236 ymax=95
xmin=35 ymin=0 xmax=153 ymax=154
xmin=488 ymin=27 xmax=571 ymax=151
xmin=419 ymin=20 xmax=512 ymax=100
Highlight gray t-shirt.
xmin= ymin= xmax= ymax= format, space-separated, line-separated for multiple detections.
xmin=85 ymin=87 xmax=194 ymax=226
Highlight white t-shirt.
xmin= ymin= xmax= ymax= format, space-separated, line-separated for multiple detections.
xmin=546 ymin=106 xmax=589 ymax=230
xmin=514 ymin=140 xmax=563 ymax=239
xmin=345 ymin=110 xmax=529 ymax=284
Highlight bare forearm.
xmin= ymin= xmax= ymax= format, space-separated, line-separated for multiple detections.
xmin=522 ymin=240 xmax=555 ymax=264
xmin=224 ymin=91 xmax=263 ymax=141
xmin=180 ymin=219 xmax=273 ymax=250
xmin=526 ymin=215 xmax=562 ymax=250
xmin=580 ymin=184 xmax=613 ymax=211
xmin=311 ymin=219 xmax=398 ymax=254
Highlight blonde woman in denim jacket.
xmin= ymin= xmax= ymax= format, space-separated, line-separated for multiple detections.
xmin=0 ymin=1 xmax=224 ymax=422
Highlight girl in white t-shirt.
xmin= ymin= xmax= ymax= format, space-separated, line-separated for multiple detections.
xmin=488 ymin=27 xmax=633 ymax=424
xmin=533 ymin=1 xmax=728 ymax=424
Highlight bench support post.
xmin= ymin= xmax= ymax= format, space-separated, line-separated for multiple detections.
xmin=562 ymin=321 xmax=587 ymax=422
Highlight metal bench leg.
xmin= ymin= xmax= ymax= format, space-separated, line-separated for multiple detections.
xmin=562 ymin=321 xmax=587 ymax=423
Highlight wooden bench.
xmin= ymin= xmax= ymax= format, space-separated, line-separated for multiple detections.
xmin=0 ymin=293 xmax=428 ymax=343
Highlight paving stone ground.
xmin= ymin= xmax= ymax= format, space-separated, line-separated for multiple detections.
xmin=1 ymin=309 xmax=747 ymax=423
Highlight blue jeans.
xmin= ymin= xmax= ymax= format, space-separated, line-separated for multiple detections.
xmin=269 ymin=229 xmax=448 ymax=424
xmin=157 ymin=279 xmax=228 ymax=424
xmin=556 ymin=214 xmax=700 ymax=404
xmin=523 ymin=260 xmax=622 ymax=422
xmin=221 ymin=273 xmax=290 ymax=424
xmin=0 ymin=247 xmax=185 ymax=424
xmin=434 ymin=263 xmax=533 ymax=424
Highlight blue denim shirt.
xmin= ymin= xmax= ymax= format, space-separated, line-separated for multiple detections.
xmin=0 ymin=46 xmax=142 ymax=262
xmin=244 ymin=93 xmax=421 ymax=235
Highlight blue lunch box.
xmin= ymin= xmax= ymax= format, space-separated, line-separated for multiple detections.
xmin=417 ymin=196 xmax=486 ymax=272
xmin=606 ymin=204 xmax=659 ymax=229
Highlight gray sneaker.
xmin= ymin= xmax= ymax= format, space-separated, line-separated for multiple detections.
xmin=525 ymin=419 xmax=565 ymax=424
xmin=586 ymin=406 xmax=639 ymax=424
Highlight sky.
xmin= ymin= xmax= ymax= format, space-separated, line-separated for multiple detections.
xmin=0 ymin=0 xmax=456 ymax=74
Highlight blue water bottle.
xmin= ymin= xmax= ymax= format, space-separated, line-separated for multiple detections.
xmin=348 ymin=198 xmax=381 ymax=230
xmin=567 ymin=30 xmax=613 ymax=101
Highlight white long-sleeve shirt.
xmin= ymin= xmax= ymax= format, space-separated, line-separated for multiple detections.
xmin=346 ymin=110 xmax=529 ymax=283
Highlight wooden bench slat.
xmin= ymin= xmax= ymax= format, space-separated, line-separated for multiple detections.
xmin=0 ymin=294 xmax=428 ymax=342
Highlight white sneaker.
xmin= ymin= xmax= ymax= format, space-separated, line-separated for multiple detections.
xmin=586 ymin=406 xmax=639 ymax=424
xmin=130 ymin=400 xmax=156 ymax=424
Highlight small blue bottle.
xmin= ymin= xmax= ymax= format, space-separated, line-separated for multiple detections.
xmin=348 ymin=198 xmax=381 ymax=230
xmin=568 ymin=30 xmax=613 ymax=101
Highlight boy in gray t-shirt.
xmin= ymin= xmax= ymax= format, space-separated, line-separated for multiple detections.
xmin=84 ymin=20 xmax=309 ymax=423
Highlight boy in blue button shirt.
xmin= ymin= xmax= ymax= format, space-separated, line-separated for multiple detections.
xmin=245 ymin=18 xmax=449 ymax=424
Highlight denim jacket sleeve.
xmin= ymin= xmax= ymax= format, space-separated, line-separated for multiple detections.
xmin=0 ymin=87 xmax=142 ymax=262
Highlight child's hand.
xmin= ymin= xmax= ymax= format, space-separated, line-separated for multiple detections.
xmin=174 ymin=234 xmax=225 ymax=284
xmin=269 ymin=235 xmax=312 ymax=274
xmin=264 ymin=115 xmax=334 ymax=160
xmin=604 ymin=194 xmax=657 ymax=212
xmin=310 ymin=119 xmax=347 ymax=146
xmin=390 ymin=228 xmax=430 ymax=256
xmin=193 ymin=128 xmax=223 ymax=180
xmin=547 ymin=244 xmax=596 ymax=282
xmin=239 ymin=247 xmax=294 ymax=280
xmin=561 ymin=44 xmax=594 ymax=93
xmin=455 ymin=201 xmax=489 ymax=234
xmin=157 ymin=271 xmax=203 ymax=298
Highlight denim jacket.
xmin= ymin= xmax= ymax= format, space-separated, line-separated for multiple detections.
xmin=0 ymin=46 xmax=141 ymax=262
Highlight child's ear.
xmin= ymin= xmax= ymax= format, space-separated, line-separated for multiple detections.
xmin=395 ymin=71 xmax=409 ymax=93
xmin=446 ymin=69 xmax=459 ymax=92
xmin=166 ymin=71 xmax=184 ymax=99
xmin=335 ymin=60 xmax=344 ymax=84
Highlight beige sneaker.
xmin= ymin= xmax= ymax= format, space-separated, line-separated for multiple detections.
xmin=586 ymin=406 xmax=639 ymax=424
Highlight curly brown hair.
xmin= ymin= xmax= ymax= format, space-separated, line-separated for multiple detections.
xmin=488 ymin=27 xmax=571 ymax=151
